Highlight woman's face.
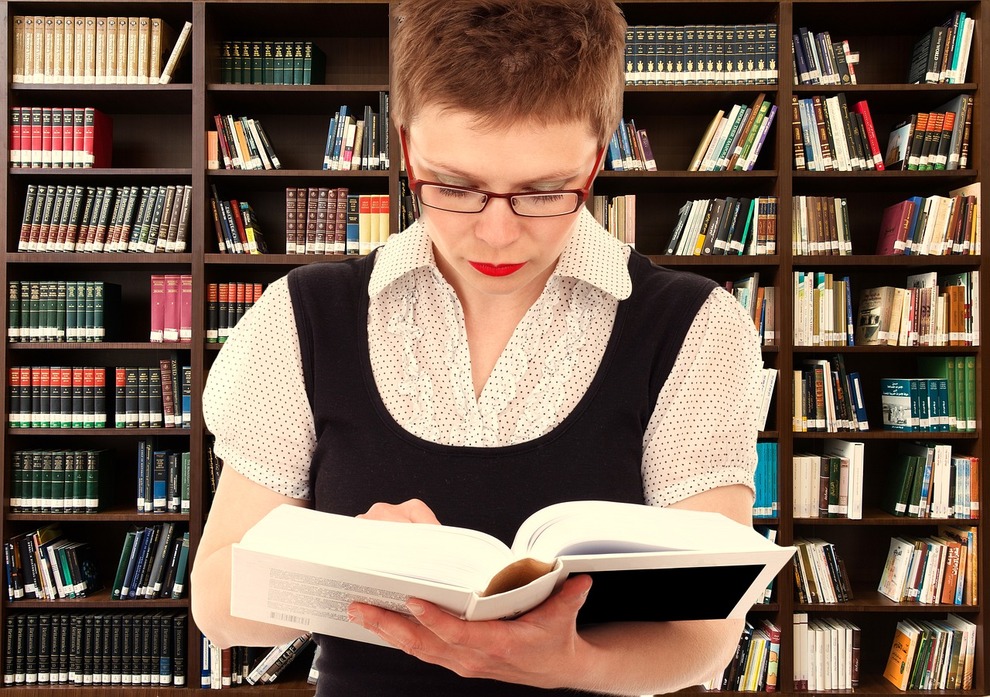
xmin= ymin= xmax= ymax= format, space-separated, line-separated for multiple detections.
xmin=404 ymin=107 xmax=600 ymax=309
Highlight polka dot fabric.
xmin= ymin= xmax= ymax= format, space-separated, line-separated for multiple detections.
xmin=201 ymin=208 xmax=762 ymax=505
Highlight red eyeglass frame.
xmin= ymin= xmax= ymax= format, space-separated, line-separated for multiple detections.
xmin=400 ymin=127 xmax=606 ymax=217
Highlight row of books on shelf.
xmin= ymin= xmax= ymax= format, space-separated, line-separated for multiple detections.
xmin=884 ymin=98 xmax=974 ymax=172
xmin=17 ymin=183 xmax=193 ymax=253
xmin=790 ymin=27 xmax=858 ymax=86
xmin=8 ymin=367 xmax=107 ymax=429
xmin=149 ymin=275 xmax=193 ymax=343
xmin=286 ymin=187 xmax=390 ymax=255
xmin=881 ymin=375 xmax=975 ymax=434
xmin=665 ymin=197 xmax=777 ymax=256
xmin=590 ymin=195 xmax=636 ymax=247
xmin=201 ymin=635 xmax=314 ymax=688
xmin=689 ymin=94 xmax=777 ymax=172
xmin=11 ymin=15 xmax=191 ymax=86
xmin=209 ymin=192 xmax=267 ymax=255
xmin=792 ymin=614 xmax=868 ymax=692
xmin=605 ymin=117 xmax=656 ymax=171
xmin=907 ymin=12 xmax=977 ymax=85
xmin=877 ymin=186 xmax=981 ymax=256
xmin=9 ymin=107 xmax=111 ymax=169
xmin=135 ymin=442 xmax=190 ymax=514
xmin=860 ymin=274 xmax=980 ymax=348
xmin=3 ymin=612 xmax=188 ymax=687
xmin=883 ymin=614 xmax=977 ymax=691
xmin=794 ymin=441 xmax=980 ymax=521
xmin=726 ymin=274 xmax=776 ymax=347
xmin=792 ymin=196 xmax=852 ymax=256
xmin=880 ymin=527 xmax=979 ymax=607
xmin=4 ymin=526 xmax=98 ymax=600
xmin=703 ymin=619 xmax=781 ymax=692
xmin=793 ymin=96 xmax=885 ymax=172
xmin=9 ymin=450 xmax=112 ymax=515
xmin=624 ymin=23 xmax=778 ymax=85
xmin=209 ymin=114 xmax=281 ymax=171
xmin=220 ymin=40 xmax=325 ymax=85
xmin=792 ymin=538 xmax=854 ymax=605
xmin=7 ymin=362 xmax=192 ymax=429
xmin=792 ymin=439 xmax=865 ymax=519
xmin=111 ymin=524 xmax=189 ymax=601
xmin=207 ymin=282 xmax=264 ymax=343
xmin=7 ymin=281 xmax=118 ymax=343
xmin=322 ymin=97 xmax=390 ymax=171
xmin=792 ymin=356 xmax=868 ymax=433
xmin=753 ymin=441 xmax=778 ymax=519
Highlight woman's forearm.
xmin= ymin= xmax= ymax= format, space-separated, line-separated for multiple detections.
xmin=190 ymin=544 xmax=307 ymax=649
xmin=571 ymin=618 xmax=743 ymax=696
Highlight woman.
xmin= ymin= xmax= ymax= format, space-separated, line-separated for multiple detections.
xmin=192 ymin=1 xmax=764 ymax=694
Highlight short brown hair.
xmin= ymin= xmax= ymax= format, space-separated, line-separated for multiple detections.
xmin=391 ymin=0 xmax=626 ymax=146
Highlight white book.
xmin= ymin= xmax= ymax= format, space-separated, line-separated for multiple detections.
xmin=231 ymin=502 xmax=794 ymax=647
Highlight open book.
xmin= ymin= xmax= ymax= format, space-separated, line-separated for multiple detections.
xmin=231 ymin=500 xmax=795 ymax=647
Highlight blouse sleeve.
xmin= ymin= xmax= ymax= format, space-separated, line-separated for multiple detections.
xmin=201 ymin=276 xmax=316 ymax=499
xmin=641 ymin=287 xmax=764 ymax=507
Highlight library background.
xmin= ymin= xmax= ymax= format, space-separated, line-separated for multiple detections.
xmin=0 ymin=0 xmax=987 ymax=694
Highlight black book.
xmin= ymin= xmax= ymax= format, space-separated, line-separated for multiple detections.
xmin=56 ymin=614 xmax=69 ymax=684
xmin=172 ymin=614 xmax=186 ymax=687
xmin=127 ymin=187 xmax=152 ymax=251
xmin=109 ymin=614 xmax=123 ymax=685
xmin=3 ymin=615 xmax=16 ymax=684
xmin=148 ymin=368 xmax=163 ymax=428
xmin=47 ymin=612 xmax=61 ymax=684
xmin=139 ymin=614 xmax=153 ymax=684
xmin=14 ymin=614 xmax=26 ymax=684
xmin=120 ymin=614 xmax=134 ymax=686
xmin=158 ymin=535 xmax=184 ymax=599
xmin=159 ymin=611 xmax=173 ymax=684
xmin=124 ymin=367 xmax=139 ymax=428
xmin=91 ymin=614 xmax=105 ymax=685
xmin=102 ymin=615 xmax=115 ymax=685
xmin=24 ymin=613 xmax=39 ymax=684
xmin=64 ymin=186 xmax=87 ymax=251
xmin=36 ymin=614 xmax=51 ymax=684
xmin=149 ymin=613 xmax=162 ymax=685
xmin=67 ymin=615 xmax=82 ymax=685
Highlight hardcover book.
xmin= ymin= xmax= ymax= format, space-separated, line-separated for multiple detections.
xmin=231 ymin=501 xmax=795 ymax=647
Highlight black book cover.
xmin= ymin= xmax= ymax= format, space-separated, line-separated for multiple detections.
xmin=124 ymin=367 xmax=139 ymax=428
xmin=159 ymin=612 xmax=173 ymax=685
xmin=56 ymin=614 xmax=70 ymax=684
xmin=140 ymin=614 xmax=153 ymax=684
xmin=24 ymin=613 xmax=39 ymax=683
xmin=68 ymin=615 xmax=83 ymax=685
xmin=149 ymin=613 xmax=162 ymax=685
xmin=172 ymin=614 xmax=186 ymax=686
xmin=37 ymin=613 xmax=52 ymax=684
xmin=14 ymin=614 xmax=26 ymax=684
xmin=91 ymin=614 xmax=105 ymax=685
xmin=81 ymin=614 xmax=95 ymax=685
xmin=109 ymin=614 xmax=123 ymax=685
xmin=3 ymin=615 xmax=16 ymax=684
xmin=120 ymin=614 xmax=134 ymax=685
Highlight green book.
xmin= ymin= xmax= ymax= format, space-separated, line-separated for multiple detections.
xmin=65 ymin=281 xmax=78 ymax=342
xmin=917 ymin=355 xmax=956 ymax=431
xmin=55 ymin=281 xmax=66 ymax=342
xmin=963 ymin=355 xmax=976 ymax=431
xmin=111 ymin=531 xmax=136 ymax=599
xmin=8 ymin=281 xmax=21 ymax=341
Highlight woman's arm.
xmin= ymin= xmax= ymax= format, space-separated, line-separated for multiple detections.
xmin=349 ymin=484 xmax=754 ymax=696
xmin=190 ymin=466 xmax=310 ymax=648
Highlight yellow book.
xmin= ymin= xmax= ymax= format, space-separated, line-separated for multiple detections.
xmin=33 ymin=15 xmax=46 ymax=84
xmin=104 ymin=17 xmax=117 ymax=84
xmin=43 ymin=16 xmax=56 ymax=84
xmin=94 ymin=16 xmax=107 ymax=83
xmin=137 ymin=16 xmax=151 ymax=84
xmin=232 ymin=119 xmax=253 ymax=170
xmin=72 ymin=17 xmax=85 ymax=84
xmin=126 ymin=17 xmax=140 ymax=84
xmin=52 ymin=17 xmax=65 ymax=83
xmin=115 ymin=17 xmax=129 ymax=84
xmin=12 ymin=16 xmax=26 ymax=83
xmin=359 ymin=195 xmax=372 ymax=255
xmin=83 ymin=16 xmax=96 ymax=84
xmin=62 ymin=16 xmax=75 ymax=83
xmin=882 ymin=621 xmax=920 ymax=690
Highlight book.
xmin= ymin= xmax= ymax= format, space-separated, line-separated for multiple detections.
xmin=158 ymin=21 xmax=191 ymax=84
xmin=231 ymin=501 xmax=794 ymax=647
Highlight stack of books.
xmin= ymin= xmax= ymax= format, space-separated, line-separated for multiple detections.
xmin=322 ymin=97 xmax=390 ymax=171
xmin=793 ymin=95 xmax=883 ymax=171
xmin=605 ymin=117 xmax=656 ymax=171
xmin=591 ymin=195 xmax=636 ymax=247
xmin=17 ymin=184 xmax=192 ymax=253
xmin=704 ymin=619 xmax=781 ymax=691
xmin=9 ymin=106 xmax=111 ymax=168
xmin=793 ymin=537 xmax=853 ymax=604
xmin=286 ymin=188 xmax=389 ymax=255
xmin=209 ymin=188 xmax=267 ymax=254
xmin=689 ymin=94 xmax=776 ymax=171
xmin=883 ymin=615 xmax=976 ymax=691
xmin=665 ymin=196 xmax=776 ymax=256
xmin=624 ymin=23 xmax=778 ymax=85
xmin=792 ymin=272 xmax=854 ymax=347
xmin=792 ymin=27 xmax=858 ymax=85
xmin=793 ymin=196 xmax=851 ymax=256
xmin=879 ymin=529 xmax=979 ymax=604
xmin=8 ymin=281 xmax=119 ymax=342
xmin=792 ymin=355 xmax=869 ymax=433
xmin=8 ymin=366 xmax=107 ymax=429
xmin=209 ymin=114 xmax=280 ymax=170
xmin=10 ymin=15 xmax=190 ymax=85
xmin=135 ymin=440 xmax=190 ymax=514
xmin=9 ymin=450 xmax=112 ymax=514
xmin=883 ymin=443 xmax=980 ymax=519
xmin=907 ymin=11 xmax=976 ymax=84
xmin=220 ymin=39 xmax=324 ymax=85
xmin=884 ymin=96 xmax=974 ymax=172
xmin=792 ymin=439 xmax=865 ymax=520
xmin=149 ymin=274 xmax=192 ymax=343
xmin=4 ymin=526 xmax=100 ymax=600
xmin=792 ymin=613 xmax=862 ymax=691
xmin=206 ymin=282 xmax=265 ymax=343
xmin=113 ymin=363 xmax=191 ymax=430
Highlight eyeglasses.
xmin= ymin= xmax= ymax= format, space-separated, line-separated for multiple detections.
xmin=400 ymin=128 xmax=605 ymax=218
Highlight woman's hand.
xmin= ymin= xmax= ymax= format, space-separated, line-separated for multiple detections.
xmin=357 ymin=498 xmax=441 ymax=524
xmin=347 ymin=575 xmax=595 ymax=689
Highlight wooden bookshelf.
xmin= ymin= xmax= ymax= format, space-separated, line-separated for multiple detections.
xmin=0 ymin=0 xmax=986 ymax=694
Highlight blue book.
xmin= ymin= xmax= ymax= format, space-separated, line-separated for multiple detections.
xmin=136 ymin=441 xmax=146 ymax=512
xmin=847 ymin=372 xmax=869 ymax=429
xmin=171 ymin=532 xmax=190 ymax=599
xmin=152 ymin=451 xmax=168 ymax=512
xmin=345 ymin=195 xmax=360 ymax=255
xmin=127 ymin=525 xmax=156 ymax=598
xmin=119 ymin=528 xmax=145 ymax=598
xmin=330 ymin=106 xmax=350 ymax=169
xmin=792 ymin=33 xmax=810 ymax=83
xmin=322 ymin=116 xmax=337 ymax=170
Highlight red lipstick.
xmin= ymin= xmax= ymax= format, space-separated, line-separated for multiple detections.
xmin=469 ymin=262 xmax=526 ymax=277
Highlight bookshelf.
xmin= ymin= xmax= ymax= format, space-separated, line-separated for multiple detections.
xmin=0 ymin=0 xmax=985 ymax=694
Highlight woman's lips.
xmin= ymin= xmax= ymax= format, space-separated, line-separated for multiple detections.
xmin=469 ymin=262 xmax=526 ymax=277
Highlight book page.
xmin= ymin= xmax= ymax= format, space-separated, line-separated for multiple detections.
xmin=238 ymin=505 xmax=515 ymax=591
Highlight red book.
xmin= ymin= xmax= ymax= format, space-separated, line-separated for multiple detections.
xmin=851 ymin=100 xmax=885 ymax=171
xmin=334 ymin=187 xmax=349 ymax=253
xmin=51 ymin=108 xmax=63 ymax=168
xmin=71 ymin=367 xmax=85 ymax=428
xmin=41 ymin=107 xmax=53 ymax=168
xmin=82 ymin=107 xmax=113 ymax=168
xmin=30 ymin=107 xmax=43 ymax=167
xmin=59 ymin=368 xmax=72 ymax=428
xmin=72 ymin=108 xmax=85 ymax=168
xmin=875 ymin=200 xmax=915 ymax=255
xmin=359 ymin=194 xmax=373 ymax=255
xmin=10 ymin=107 xmax=23 ymax=167
xmin=8 ymin=368 xmax=20 ymax=426
xmin=228 ymin=199 xmax=249 ymax=249
xmin=379 ymin=194 xmax=390 ymax=245
xmin=163 ymin=274 xmax=181 ymax=342
xmin=252 ymin=282 xmax=263 ymax=304
xmin=93 ymin=368 xmax=106 ymax=427
xmin=115 ymin=367 xmax=127 ymax=427
xmin=369 ymin=194 xmax=382 ymax=250
xmin=149 ymin=274 xmax=166 ymax=342
xmin=285 ymin=187 xmax=298 ymax=254
xmin=38 ymin=367 xmax=51 ymax=427
xmin=179 ymin=274 xmax=192 ymax=342
xmin=82 ymin=366 xmax=95 ymax=428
